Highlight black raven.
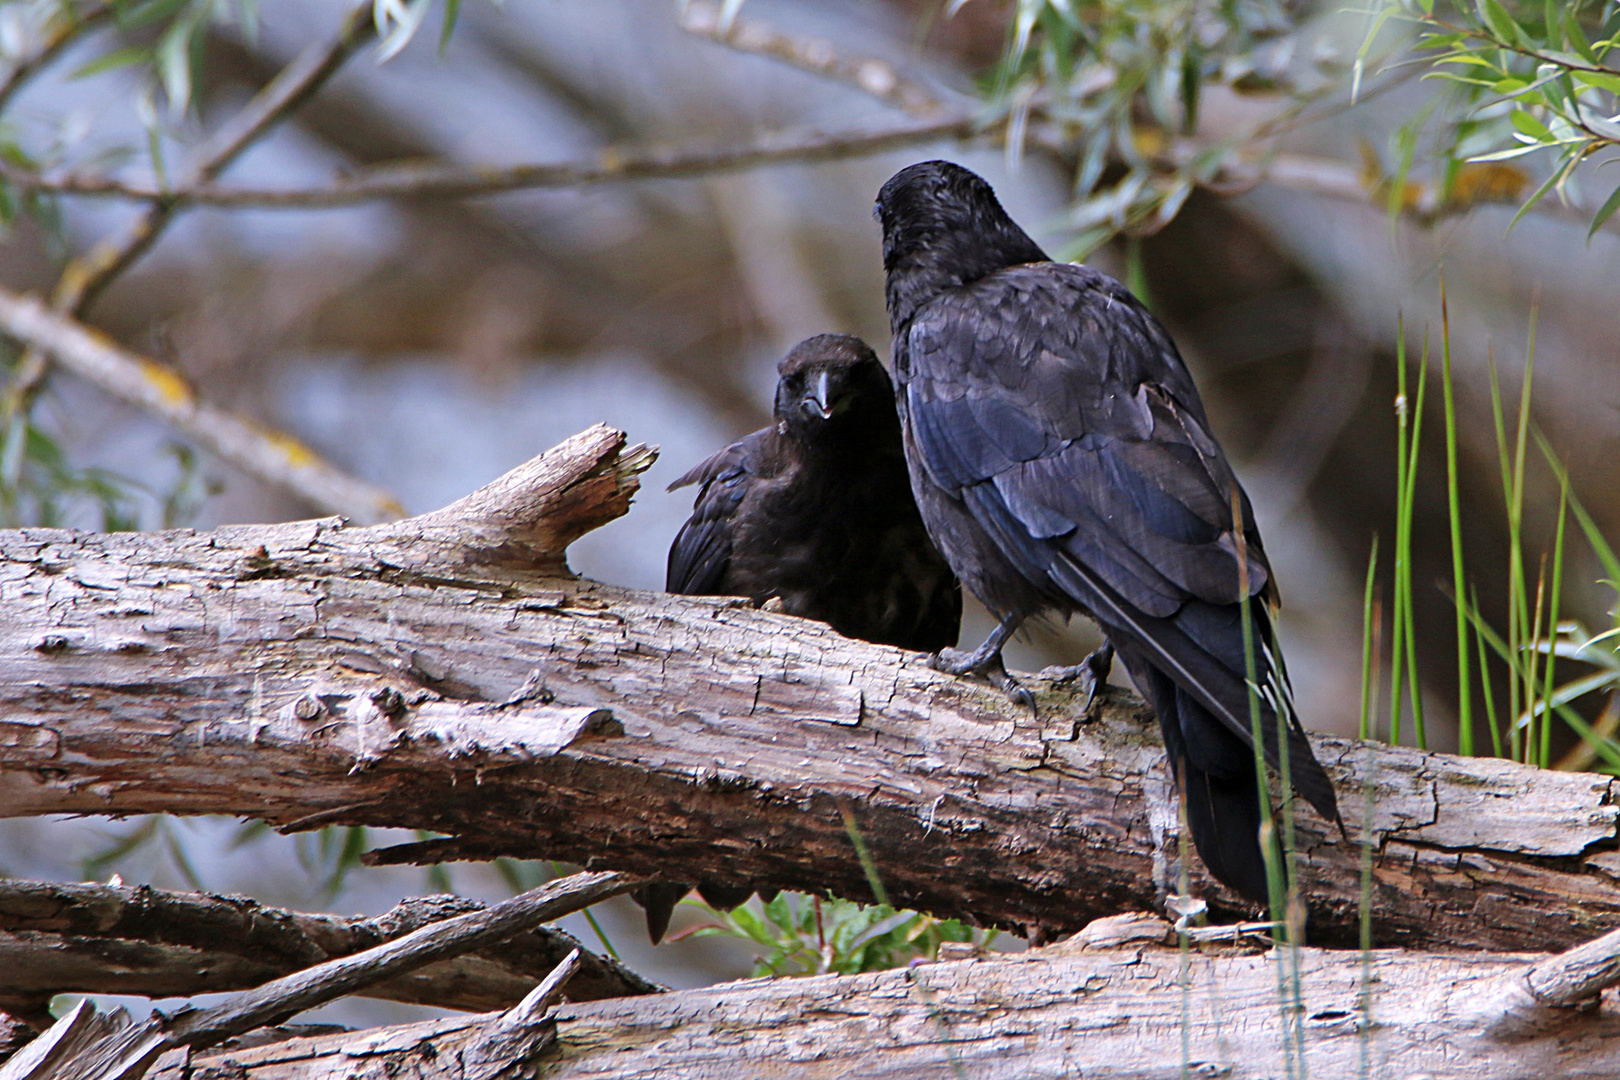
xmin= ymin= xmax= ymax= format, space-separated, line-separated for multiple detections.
xmin=667 ymin=333 xmax=960 ymax=651
xmin=875 ymin=160 xmax=1339 ymax=902
xmin=639 ymin=332 xmax=962 ymax=940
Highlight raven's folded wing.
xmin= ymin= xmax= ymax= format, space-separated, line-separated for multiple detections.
xmin=665 ymin=430 xmax=767 ymax=596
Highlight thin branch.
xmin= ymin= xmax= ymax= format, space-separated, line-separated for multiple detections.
xmin=0 ymin=3 xmax=115 ymax=115
xmin=0 ymin=879 xmax=661 ymax=1017
xmin=0 ymin=114 xmax=982 ymax=209
xmin=165 ymin=871 xmax=637 ymax=1048
xmin=11 ymin=872 xmax=639 ymax=1080
xmin=678 ymin=0 xmax=953 ymax=117
xmin=1481 ymin=924 xmax=1620 ymax=1039
xmin=0 ymin=286 xmax=406 ymax=524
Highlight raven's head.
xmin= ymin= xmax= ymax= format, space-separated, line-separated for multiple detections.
xmin=773 ymin=333 xmax=896 ymax=444
xmin=875 ymin=160 xmax=1048 ymax=331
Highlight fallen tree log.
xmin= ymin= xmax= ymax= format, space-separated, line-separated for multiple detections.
xmin=140 ymin=920 xmax=1620 ymax=1079
xmin=1 ymin=425 xmax=1616 ymax=950
xmin=0 ymin=878 xmax=661 ymax=1025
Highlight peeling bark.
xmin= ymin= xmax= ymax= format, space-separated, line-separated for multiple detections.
xmin=1 ymin=426 xmax=1616 ymax=950
xmin=139 ymin=928 xmax=1620 ymax=1080
xmin=0 ymin=879 xmax=661 ymax=1020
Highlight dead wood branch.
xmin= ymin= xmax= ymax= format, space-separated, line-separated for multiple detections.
xmin=0 ymin=288 xmax=404 ymax=524
xmin=0 ymin=879 xmax=660 ymax=1019
xmin=0 ymin=425 xmax=1616 ymax=951
xmin=128 ymin=922 xmax=1620 ymax=1079
xmin=0 ymin=873 xmax=633 ymax=1080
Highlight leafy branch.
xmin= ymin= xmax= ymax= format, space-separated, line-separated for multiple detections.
xmin=1406 ymin=0 xmax=1620 ymax=235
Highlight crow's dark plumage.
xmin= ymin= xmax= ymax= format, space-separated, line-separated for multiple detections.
xmin=875 ymin=160 xmax=1339 ymax=902
xmin=637 ymin=332 xmax=962 ymax=941
xmin=667 ymin=333 xmax=960 ymax=651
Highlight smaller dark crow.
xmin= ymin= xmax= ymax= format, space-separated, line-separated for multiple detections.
xmin=636 ymin=332 xmax=963 ymax=942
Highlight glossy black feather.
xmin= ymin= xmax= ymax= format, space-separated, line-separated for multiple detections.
xmin=877 ymin=160 xmax=1340 ymax=902
xmin=639 ymin=333 xmax=963 ymax=941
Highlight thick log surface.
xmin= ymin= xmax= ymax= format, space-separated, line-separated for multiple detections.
xmin=0 ymin=879 xmax=660 ymax=1015
xmin=144 ymin=936 xmax=1620 ymax=1079
xmin=1 ymin=426 xmax=1617 ymax=949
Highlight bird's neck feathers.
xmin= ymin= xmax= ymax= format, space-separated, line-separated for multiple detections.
xmin=883 ymin=221 xmax=1048 ymax=333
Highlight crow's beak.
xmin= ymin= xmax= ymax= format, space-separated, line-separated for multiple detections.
xmin=805 ymin=371 xmax=834 ymax=419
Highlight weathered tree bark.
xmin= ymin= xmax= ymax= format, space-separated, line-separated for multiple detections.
xmin=1 ymin=425 xmax=1616 ymax=951
xmin=0 ymin=878 xmax=661 ymax=1025
xmin=135 ymin=921 xmax=1620 ymax=1079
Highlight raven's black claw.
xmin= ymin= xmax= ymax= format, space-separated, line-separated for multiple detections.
xmin=931 ymin=647 xmax=1034 ymax=707
xmin=1038 ymin=642 xmax=1115 ymax=716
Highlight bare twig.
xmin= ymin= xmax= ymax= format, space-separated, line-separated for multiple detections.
xmin=3 ymin=872 xmax=638 ymax=1080
xmin=0 ymin=114 xmax=982 ymax=209
xmin=0 ymin=287 xmax=405 ymax=523
xmin=165 ymin=871 xmax=635 ymax=1048
xmin=678 ymin=0 xmax=952 ymax=117
xmin=0 ymin=3 xmax=115 ymax=115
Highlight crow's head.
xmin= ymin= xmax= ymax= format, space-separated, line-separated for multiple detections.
xmin=773 ymin=334 xmax=894 ymax=443
xmin=874 ymin=161 xmax=1048 ymax=331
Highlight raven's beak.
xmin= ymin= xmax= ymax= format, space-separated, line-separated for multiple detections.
xmin=806 ymin=371 xmax=834 ymax=419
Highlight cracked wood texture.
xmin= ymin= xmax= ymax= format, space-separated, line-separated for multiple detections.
xmin=1 ymin=424 xmax=1617 ymax=950
xmin=0 ymin=879 xmax=660 ymax=1025
xmin=143 ymin=936 xmax=1620 ymax=1079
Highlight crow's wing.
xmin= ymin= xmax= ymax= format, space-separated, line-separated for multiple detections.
xmin=902 ymin=263 xmax=1336 ymax=823
xmin=665 ymin=429 xmax=769 ymax=596
xmin=902 ymin=263 xmax=1267 ymax=616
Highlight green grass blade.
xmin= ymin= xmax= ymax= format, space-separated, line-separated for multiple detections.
xmin=1473 ymin=587 xmax=1504 ymax=756
xmin=1391 ymin=319 xmax=1411 ymax=746
xmin=1360 ymin=537 xmax=1381 ymax=741
xmin=1402 ymin=345 xmax=1429 ymax=749
xmin=1440 ymin=286 xmax=1472 ymax=754
xmin=1541 ymin=477 xmax=1569 ymax=767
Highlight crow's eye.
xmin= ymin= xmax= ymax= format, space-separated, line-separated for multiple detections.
xmin=871 ymin=201 xmax=882 ymax=222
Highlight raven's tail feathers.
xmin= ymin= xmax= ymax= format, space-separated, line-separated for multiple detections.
xmin=1179 ymin=755 xmax=1272 ymax=905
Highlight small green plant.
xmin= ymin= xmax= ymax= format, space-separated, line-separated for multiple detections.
xmin=681 ymin=891 xmax=991 ymax=978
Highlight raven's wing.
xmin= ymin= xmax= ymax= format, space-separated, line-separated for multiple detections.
xmin=665 ymin=429 xmax=769 ymax=596
xmin=902 ymin=263 xmax=1336 ymax=825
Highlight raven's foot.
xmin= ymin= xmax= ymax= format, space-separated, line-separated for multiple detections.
xmin=1037 ymin=642 xmax=1115 ymax=716
xmin=930 ymin=647 xmax=1034 ymax=707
